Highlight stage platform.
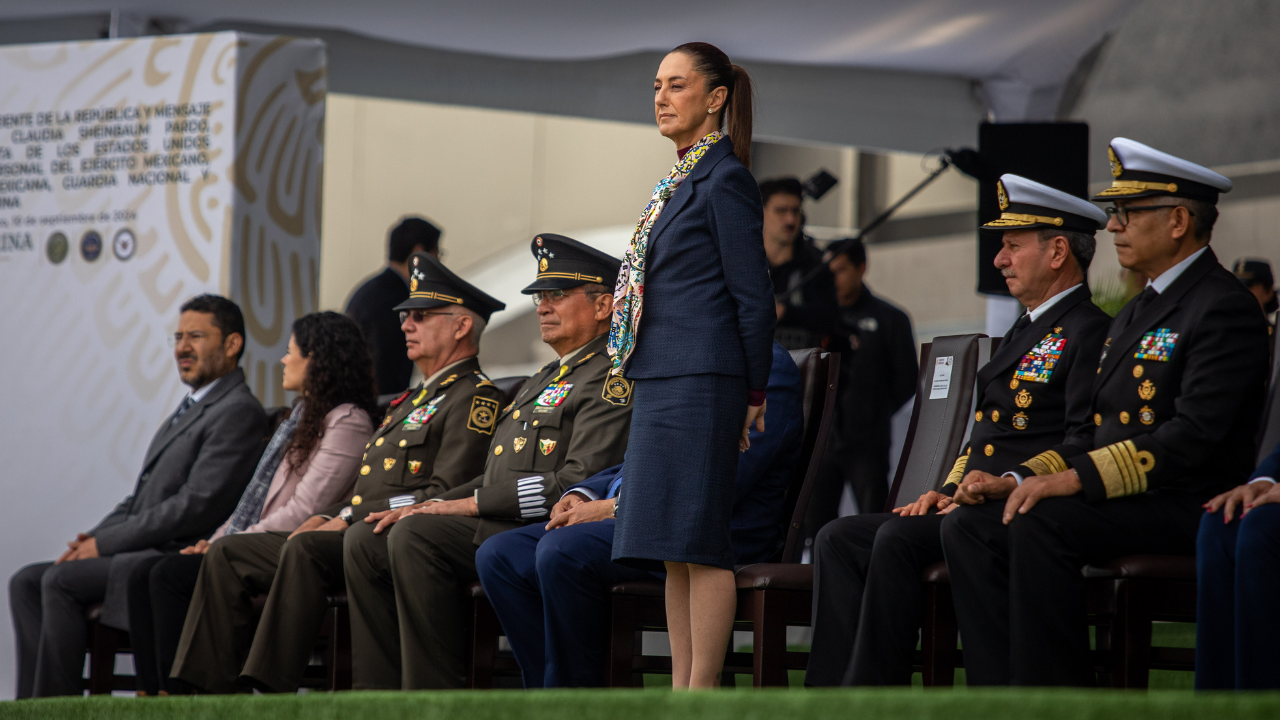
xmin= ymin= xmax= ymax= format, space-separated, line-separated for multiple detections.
xmin=5 ymin=688 xmax=1280 ymax=720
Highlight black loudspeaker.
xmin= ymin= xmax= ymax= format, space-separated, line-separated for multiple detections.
xmin=976 ymin=122 xmax=1090 ymax=296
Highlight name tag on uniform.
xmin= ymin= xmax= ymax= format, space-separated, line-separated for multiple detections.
xmin=1135 ymin=328 xmax=1178 ymax=362
xmin=1014 ymin=333 xmax=1067 ymax=383
xmin=535 ymin=382 xmax=572 ymax=407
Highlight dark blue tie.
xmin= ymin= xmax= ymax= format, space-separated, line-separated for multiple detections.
xmin=171 ymin=396 xmax=195 ymax=425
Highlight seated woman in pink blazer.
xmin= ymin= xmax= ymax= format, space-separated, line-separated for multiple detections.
xmin=127 ymin=311 xmax=376 ymax=695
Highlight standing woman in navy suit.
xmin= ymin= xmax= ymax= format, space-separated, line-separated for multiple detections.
xmin=609 ymin=42 xmax=775 ymax=688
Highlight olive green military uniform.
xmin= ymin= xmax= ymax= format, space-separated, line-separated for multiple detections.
xmin=170 ymin=358 xmax=502 ymax=693
xmin=344 ymin=332 xmax=634 ymax=690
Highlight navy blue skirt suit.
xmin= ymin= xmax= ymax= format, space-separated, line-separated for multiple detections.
xmin=612 ymin=138 xmax=776 ymax=571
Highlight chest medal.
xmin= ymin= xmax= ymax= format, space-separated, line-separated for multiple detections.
xmin=402 ymin=395 xmax=444 ymax=431
xmin=1014 ymin=333 xmax=1067 ymax=384
xmin=1135 ymin=328 xmax=1178 ymax=362
xmin=535 ymin=381 xmax=573 ymax=408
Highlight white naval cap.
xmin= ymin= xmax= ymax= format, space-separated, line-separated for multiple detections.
xmin=1093 ymin=137 xmax=1232 ymax=202
xmin=981 ymin=174 xmax=1108 ymax=234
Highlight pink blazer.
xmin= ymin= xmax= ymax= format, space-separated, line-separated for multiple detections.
xmin=210 ymin=403 xmax=372 ymax=540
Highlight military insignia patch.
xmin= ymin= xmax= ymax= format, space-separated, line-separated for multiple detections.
xmin=1014 ymin=333 xmax=1067 ymax=383
xmin=535 ymin=381 xmax=573 ymax=407
xmin=408 ymin=460 xmax=422 ymax=474
xmin=997 ymin=180 xmax=1009 ymax=210
xmin=1135 ymin=329 xmax=1178 ymax=362
xmin=410 ymin=277 xmax=418 ymax=292
xmin=474 ymin=371 xmax=495 ymax=388
xmin=1139 ymin=406 xmax=1155 ymax=425
xmin=603 ymin=376 xmax=632 ymax=406
xmin=402 ymin=404 xmax=439 ymax=431
xmin=513 ymin=437 xmax=527 ymax=453
xmin=1014 ymin=389 xmax=1032 ymax=408
xmin=440 ymin=374 xmax=459 ymax=387
xmin=1108 ymin=146 xmax=1123 ymax=178
xmin=539 ymin=438 xmax=557 ymax=455
xmin=1138 ymin=379 xmax=1156 ymax=400
xmin=384 ymin=458 xmax=396 ymax=471
xmin=1012 ymin=412 xmax=1029 ymax=430
xmin=468 ymin=396 xmax=500 ymax=434
xmin=540 ymin=257 xmax=549 ymax=272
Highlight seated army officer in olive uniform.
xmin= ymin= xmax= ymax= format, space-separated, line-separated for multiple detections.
xmin=943 ymin=139 xmax=1272 ymax=686
xmin=169 ymin=254 xmax=506 ymax=693
xmin=806 ymin=175 xmax=1111 ymax=687
xmin=344 ymin=233 xmax=634 ymax=690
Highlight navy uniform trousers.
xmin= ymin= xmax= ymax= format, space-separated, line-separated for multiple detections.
xmin=475 ymin=520 xmax=656 ymax=687
xmin=1195 ymin=503 xmax=1280 ymax=690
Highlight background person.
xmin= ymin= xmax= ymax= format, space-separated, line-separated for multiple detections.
xmin=1232 ymin=257 xmax=1277 ymax=323
xmin=805 ymin=237 xmax=916 ymax=532
xmin=761 ymin=176 xmax=837 ymax=349
xmin=346 ymin=216 xmax=442 ymax=396
xmin=124 ymin=311 xmax=375 ymax=695
xmin=1196 ymin=439 xmax=1280 ymax=690
xmin=171 ymin=254 xmax=504 ymax=694
xmin=607 ymin=42 xmax=775 ymax=689
xmin=9 ymin=295 xmax=267 ymax=698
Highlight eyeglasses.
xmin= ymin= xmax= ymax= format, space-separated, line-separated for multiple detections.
xmin=1105 ymin=204 xmax=1193 ymax=228
xmin=530 ymin=289 xmax=605 ymax=307
xmin=399 ymin=310 xmax=459 ymax=324
xmin=168 ymin=331 xmax=213 ymax=347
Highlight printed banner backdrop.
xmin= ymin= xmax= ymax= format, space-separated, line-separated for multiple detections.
xmin=0 ymin=32 xmax=324 ymax=698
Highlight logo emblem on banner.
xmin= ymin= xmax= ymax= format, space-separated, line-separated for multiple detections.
xmin=112 ymin=229 xmax=136 ymax=261
xmin=46 ymin=232 xmax=68 ymax=264
xmin=80 ymin=230 xmax=102 ymax=261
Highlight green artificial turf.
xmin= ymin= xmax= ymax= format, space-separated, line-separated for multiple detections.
xmin=5 ymin=689 xmax=1280 ymax=720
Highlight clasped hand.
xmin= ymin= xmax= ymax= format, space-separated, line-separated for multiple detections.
xmin=1203 ymin=480 xmax=1280 ymax=522
xmin=365 ymin=497 xmax=479 ymax=534
xmin=55 ymin=533 xmax=99 ymax=564
xmin=545 ymin=492 xmax=613 ymax=530
xmin=954 ymin=469 xmax=1082 ymax=525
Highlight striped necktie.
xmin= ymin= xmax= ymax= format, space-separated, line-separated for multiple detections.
xmin=171 ymin=395 xmax=195 ymax=425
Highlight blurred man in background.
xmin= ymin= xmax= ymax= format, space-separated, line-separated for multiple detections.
xmin=761 ymin=177 xmax=837 ymax=349
xmin=347 ymin=216 xmax=442 ymax=396
xmin=1233 ymin=258 xmax=1277 ymax=325
xmin=805 ymin=238 xmax=916 ymax=535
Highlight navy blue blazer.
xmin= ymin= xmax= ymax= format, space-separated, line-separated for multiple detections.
xmin=1253 ymin=441 xmax=1280 ymax=482
xmin=625 ymin=139 xmax=775 ymax=391
xmin=567 ymin=343 xmax=804 ymax=563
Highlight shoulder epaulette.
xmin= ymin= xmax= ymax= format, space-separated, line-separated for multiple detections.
xmin=472 ymin=370 xmax=495 ymax=388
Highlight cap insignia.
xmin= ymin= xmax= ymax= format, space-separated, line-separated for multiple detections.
xmin=410 ymin=278 xmax=418 ymax=292
xmin=997 ymin=180 xmax=1009 ymax=210
xmin=540 ymin=257 xmax=549 ymax=272
xmin=1108 ymin=146 xmax=1123 ymax=178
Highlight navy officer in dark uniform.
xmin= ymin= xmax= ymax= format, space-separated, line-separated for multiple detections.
xmin=343 ymin=234 xmax=634 ymax=690
xmin=807 ymin=175 xmax=1110 ymax=686
xmin=942 ymin=138 xmax=1271 ymax=686
xmin=475 ymin=342 xmax=803 ymax=687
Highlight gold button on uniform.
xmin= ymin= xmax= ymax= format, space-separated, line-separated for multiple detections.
xmin=532 ymin=420 xmax=539 ymax=427
xmin=1094 ymin=413 xmax=1102 ymax=426
xmin=1120 ymin=411 xmax=1131 ymax=424
xmin=360 ymin=465 xmax=371 ymax=475
xmin=494 ymin=445 xmax=504 ymax=456
xmin=984 ymin=445 xmax=994 ymax=456
xmin=1133 ymin=364 xmax=1144 ymax=378
xmin=375 ymin=438 xmax=385 ymax=447
xmin=1009 ymin=378 xmax=1019 ymax=390
xmin=991 ymin=410 xmax=1000 ymax=423
xmin=352 ymin=495 xmax=362 ymax=505
xmin=399 ymin=439 xmax=407 ymax=447
xmin=975 ymin=411 xmax=983 ymax=422
xmin=513 ymin=410 xmax=521 ymax=420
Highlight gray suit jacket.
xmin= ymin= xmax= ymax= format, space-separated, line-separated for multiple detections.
xmin=90 ymin=368 xmax=267 ymax=629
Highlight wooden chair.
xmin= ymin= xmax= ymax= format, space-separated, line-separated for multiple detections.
xmin=605 ymin=348 xmax=839 ymax=687
xmin=1082 ymin=327 xmax=1280 ymax=688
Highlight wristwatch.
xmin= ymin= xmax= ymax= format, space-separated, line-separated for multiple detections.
xmin=337 ymin=506 xmax=355 ymax=525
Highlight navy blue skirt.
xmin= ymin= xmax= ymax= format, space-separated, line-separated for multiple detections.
xmin=611 ymin=373 xmax=747 ymax=571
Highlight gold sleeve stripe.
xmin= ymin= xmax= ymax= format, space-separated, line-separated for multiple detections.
xmin=1022 ymin=450 xmax=1068 ymax=477
xmin=1087 ymin=440 xmax=1156 ymax=498
xmin=943 ymin=455 xmax=968 ymax=487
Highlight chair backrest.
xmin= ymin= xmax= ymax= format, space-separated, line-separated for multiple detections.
xmin=493 ymin=376 xmax=530 ymax=406
xmin=1257 ymin=328 xmax=1280 ymax=464
xmin=776 ymin=348 xmax=840 ymax=563
xmin=884 ymin=334 xmax=986 ymax=510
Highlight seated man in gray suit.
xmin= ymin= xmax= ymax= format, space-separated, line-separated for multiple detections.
xmin=9 ymin=294 xmax=268 ymax=698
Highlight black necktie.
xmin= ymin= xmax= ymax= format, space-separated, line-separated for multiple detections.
xmin=1123 ymin=286 xmax=1160 ymax=333
xmin=1005 ymin=313 xmax=1032 ymax=344
xmin=170 ymin=396 xmax=194 ymax=425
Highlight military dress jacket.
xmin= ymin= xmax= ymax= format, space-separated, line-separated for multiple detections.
xmin=942 ymin=285 xmax=1110 ymax=495
xmin=435 ymin=333 xmax=634 ymax=544
xmin=1063 ymin=248 xmax=1271 ymax=503
xmin=324 ymin=357 xmax=504 ymax=523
